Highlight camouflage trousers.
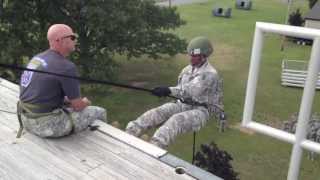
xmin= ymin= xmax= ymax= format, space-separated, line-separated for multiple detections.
xmin=125 ymin=102 xmax=209 ymax=148
xmin=21 ymin=106 xmax=106 ymax=138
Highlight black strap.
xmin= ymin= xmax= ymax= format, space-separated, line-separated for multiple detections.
xmin=16 ymin=101 xmax=24 ymax=138
xmin=179 ymin=98 xmax=208 ymax=108
xmin=0 ymin=63 xmax=151 ymax=93
xmin=192 ymin=131 xmax=196 ymax=164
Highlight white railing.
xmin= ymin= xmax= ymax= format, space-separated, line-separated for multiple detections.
xmin=242 ymin=22 xmax=320 ymax=180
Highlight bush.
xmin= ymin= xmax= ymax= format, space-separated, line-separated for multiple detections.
xmin=286 ymin=9 xmax=311 ymax=44
xmin=288 ymin=9 xmax=304 ymax=27
xmin=194 ymin=141 xmax=239 ymax=180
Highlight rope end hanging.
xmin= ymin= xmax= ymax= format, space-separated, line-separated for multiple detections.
xmin=16 ymin=101 xmax=23 ymax=138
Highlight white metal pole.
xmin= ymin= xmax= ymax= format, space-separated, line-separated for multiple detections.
xmin=287 ymin=38 xmax=320 ymax=180
xmin=242 ymin=27 xmax=264 ymax=126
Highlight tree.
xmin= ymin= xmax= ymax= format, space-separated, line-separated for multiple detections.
xmin=0 ymin=0 xmax=186 ymax=81
xmin=287 ymin=8 xmax=313 ymax=45
xmin=288 ymin=9 xmax=304 ymax=26
xmin=309 ymin=0 xmax=318 ymax=9
xmin=194 ymin=141 xmax=239 ymax=180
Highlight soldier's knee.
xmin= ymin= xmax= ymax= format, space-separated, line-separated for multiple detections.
xmin=96 ymin=107 xmax=107 ymax=122
xmin=125 ymin=121 xmax=142 ymax=137
xmin=150 ymin=137 xmax=167 ymax=149
xmin=82 ymin=106 xmax=107 ymax=122
xmin=168 ymin=114 xmax=184 ymax=124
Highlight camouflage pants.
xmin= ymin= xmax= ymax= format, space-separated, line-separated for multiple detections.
xmin=21 ymin=106 xmax=106 ymax=138
xmin=125 ymin=102 xmax=209 ymax=148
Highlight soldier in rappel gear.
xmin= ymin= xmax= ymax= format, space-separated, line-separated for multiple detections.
xmin=126 ymin=36 xmax=224 ymax=148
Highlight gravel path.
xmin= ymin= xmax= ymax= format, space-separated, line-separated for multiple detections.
xmin=156 ymin=0 xmax=208 ymax=6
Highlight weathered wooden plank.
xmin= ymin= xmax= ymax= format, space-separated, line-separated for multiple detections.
xmin=12 ymin=124 xmax=195 ymax=180
xmin=0 ymin=121 xmax=19 ymax=146
xmin=0 ymin=125 xmax=95 ymax=180
xmin=0 ymin=83 xmax=19 ymax=99
xmin=0 ymin=83 xmax=23 ymax=134
xmin=81 ymin=128 xmax=195 ymax=180
xmin=0 ymin=89 xmax=19 ymax=102
xmin=0 ymin=93 xmax=18 ymax=111
xmin=76 ymin=135 xmax=156 ymax=180
xmin=87 ymin=164 xmax=130 ymax=180
xmin=92 ymin=120 xmax=167 ymax=158
xmin=0 ymin=111 xmax=19 ymax=132
xmin=0 ymin=123 xmax=150 ymax=180
xmin=23 ymin=133 xmax=105 ymax=173
xmin=21 ymin=130 xmax=175 ymax=180
xmin=0 ymin=116 xmax=113 ymax=179
xmin=0 ymin=78 xmax=19 ymax=93
xmin=0 ymin=145 xmax=93 ymax=180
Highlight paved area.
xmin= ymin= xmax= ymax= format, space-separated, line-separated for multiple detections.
xmin=157 ymin=0 xmax=208 ymax=6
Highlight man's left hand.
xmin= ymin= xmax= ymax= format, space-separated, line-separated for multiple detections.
xmin=151 ymin=86 xmax=171 ymax=97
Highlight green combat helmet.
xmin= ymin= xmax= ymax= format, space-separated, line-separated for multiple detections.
xmin=187 ymin=36 xmax=213 ymax=57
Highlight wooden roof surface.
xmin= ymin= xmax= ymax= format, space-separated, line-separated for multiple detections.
xmin=0 ymin=78 xmax=221 ymax=180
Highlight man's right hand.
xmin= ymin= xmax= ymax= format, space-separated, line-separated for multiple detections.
xmin=69 ymin=97 xmax=91 ymax=111
xmin=82 ymin=97 xmax=91 ymax=105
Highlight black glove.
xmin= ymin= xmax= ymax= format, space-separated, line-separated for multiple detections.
xmin=151 ymin=86 xmax=171 ymax=97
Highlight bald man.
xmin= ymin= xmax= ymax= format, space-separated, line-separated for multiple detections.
xmin=18 ymin=24 xmax=106 ymax=138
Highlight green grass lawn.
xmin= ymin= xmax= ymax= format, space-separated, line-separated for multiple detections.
xmin=87 ymin=0 xmax=320 ymax=179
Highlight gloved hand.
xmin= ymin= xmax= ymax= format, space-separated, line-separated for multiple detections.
xmin=151 ymin=86 xmax=171 ymax=97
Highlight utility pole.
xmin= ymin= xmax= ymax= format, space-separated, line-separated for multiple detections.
xmin=169 ymin=0 xmax=172 ymax=7
xmin=280 ymin=0 xmax=293 ymax=51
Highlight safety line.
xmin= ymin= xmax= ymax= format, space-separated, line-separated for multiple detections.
xmin=0 ymin=63 xmax=224 ymax=112
xmin=0 ymin=63 xmax=152 ymax=93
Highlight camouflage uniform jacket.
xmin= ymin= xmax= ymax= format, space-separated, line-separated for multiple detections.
xmin=169 ymin=61 xmax=223 ymax=116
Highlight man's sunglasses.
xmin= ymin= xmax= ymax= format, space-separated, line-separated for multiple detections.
xmin=61 ymin=35 xmax=77 ymax=41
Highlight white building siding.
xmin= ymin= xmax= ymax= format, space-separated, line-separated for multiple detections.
xmin=305 ymin=20 xmax=320 ymax=29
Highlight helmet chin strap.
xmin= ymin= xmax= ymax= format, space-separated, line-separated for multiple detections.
xmin=192 ymin=56 xmax=207 ymax=68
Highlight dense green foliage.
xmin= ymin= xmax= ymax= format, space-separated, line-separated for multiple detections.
xmin=288 ymin=9 xmax=304 ymax=26
xmin=0 ymin=0 xmax=186 ymax=80
xmin=194 ymin=141 xmax=239 ymax=180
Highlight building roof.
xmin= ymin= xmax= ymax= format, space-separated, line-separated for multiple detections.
xmin=0 ymin=77 xmax=222 ymax=180
xmin=305 ymin=2 xmax=320 ymax=21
